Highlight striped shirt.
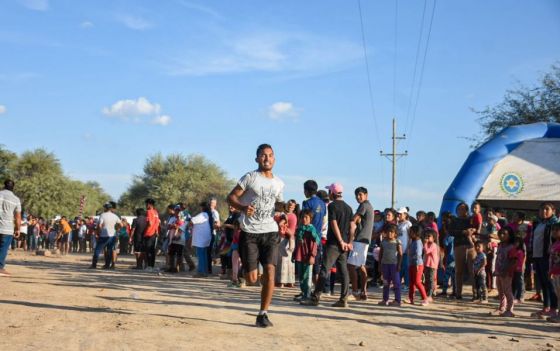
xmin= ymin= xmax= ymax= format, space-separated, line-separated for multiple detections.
xmin=0 ymin=189 xmax=21 ymax=235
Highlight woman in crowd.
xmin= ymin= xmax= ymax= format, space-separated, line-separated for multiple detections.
xmin=530 ymin=202 xmax=559 ymax=320
xmin=276 ymin=200 xmax=298 ymax=288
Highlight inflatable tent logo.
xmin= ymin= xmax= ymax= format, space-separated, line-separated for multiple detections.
xmin=500 ymin=172 xmax=524 ymax=196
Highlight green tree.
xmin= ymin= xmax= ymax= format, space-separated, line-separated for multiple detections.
xmin=10 ymin=149 xmax=110 ymax=218
xmin=119 ymin=153 xmax=234 ymax=217
xmin=0 ymin=145 xmax=17 ymax=181
xmin=474 ymin=63 xmax=560 ymax=144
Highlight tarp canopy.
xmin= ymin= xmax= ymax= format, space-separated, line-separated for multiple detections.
xmin=440 ymin=122 xmax=560 ymax=215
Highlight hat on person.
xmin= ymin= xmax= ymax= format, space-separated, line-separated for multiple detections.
xmin=103 ymin=202 xmax=112 ymax=209
xmin=325 ymin=183 xmax=343 ymax=194
xmin=396 ymin=207 xmax=408 ymax=214
xmin=174 ymin=204 xmax=182 ymax=211
xmin=374 ymin=210 xmax=381 ymax=215
xmin=489 ymin=214 xmax=499 ymax=222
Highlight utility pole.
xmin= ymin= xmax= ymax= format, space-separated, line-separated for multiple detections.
xmin=380 ymin=118 xmax=408 ymax=209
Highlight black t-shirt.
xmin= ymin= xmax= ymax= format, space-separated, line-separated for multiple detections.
xmin=132 ymin=215 xmax=147 ymax=240
xmin=224 ymin=212 xmax=240 ymax=242
xmin=326 ymin=199 xmax=354 ymax=246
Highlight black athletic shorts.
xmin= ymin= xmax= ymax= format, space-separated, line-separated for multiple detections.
xmin=239 ymin=231 xmax=280 ymax=272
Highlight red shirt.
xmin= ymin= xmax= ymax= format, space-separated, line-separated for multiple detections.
xmin=144 ymin=208 xmax=160 ymax=237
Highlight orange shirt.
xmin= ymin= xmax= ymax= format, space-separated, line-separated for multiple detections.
xmin=144 ymin=208 xmax=160 ymax=237
xmin=60 ymin=219 xmax=72 ymax=234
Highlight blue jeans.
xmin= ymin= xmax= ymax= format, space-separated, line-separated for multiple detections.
xmin=28 ymin=234 xmax=37 ymax=251
xmin=534 ymin=257 xmax=557 ymax=309
xmin=0 ymin=234 xmax=14 ymax=269
xmin=400 ymin=253 xmax=409 ymax=287
xmin=92 ymin=236 xmax=116 ymax=267
xmin=442 ymin=263 xmax=456 ymax=294
xmin=196 ymin=247 xmax=208 ymax=274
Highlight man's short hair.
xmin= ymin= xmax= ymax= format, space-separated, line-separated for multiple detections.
xmin=256 ymin=143 xmax=273 ymax=157
xmin=145 ymin=198 xmax=156 ymax=205
xmin=304 ymin=180 xmax=318 ymax=195
xmin=354 ymin=187 xmax=368 ymax=196
xmin=4 ymin=179 xmax=14 ymax=191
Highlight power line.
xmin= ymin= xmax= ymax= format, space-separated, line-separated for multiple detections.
xmin=403 ymin=0 xmax=428 ymax=135
xmin=357 ymin=0 xmax=382 ymax=151
xmin=357 ymin=0 xmax=386 ymax=206
xmin=406 ymin=0 xmax=437 ymax=148
xmin=392 ymin=0 xmax=399 ymax=117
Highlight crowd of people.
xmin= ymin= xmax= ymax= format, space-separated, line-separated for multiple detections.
xmin=1 ymin=143 xmax=560 ymax=329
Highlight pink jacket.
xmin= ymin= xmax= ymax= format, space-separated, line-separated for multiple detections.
xmin=423 ymin=242 xmax=439 ymax=269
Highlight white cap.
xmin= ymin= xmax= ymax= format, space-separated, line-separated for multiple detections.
xmin=396 ymin=207 xmax=408 ymax=214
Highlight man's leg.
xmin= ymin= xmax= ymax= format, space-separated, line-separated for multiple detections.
xmin=260 ymin=263 xmax=275 ymax=311
xmin=348 ymin=263 xmax=358 ymax=294
xmin=0 ymin=234 xmax=14 ymax=273
xmin=310 ymin=245 xmax=340 ymax=301
xmin=336 ymin=251 xmax=349 ymax=302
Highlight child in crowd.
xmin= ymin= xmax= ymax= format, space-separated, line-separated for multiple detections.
xmin=486 ymin=229 xmax=499 ymax=293
xmin=438 ymin=232 xmax=456 ymax=297
xmin=472 ymin=241 xmax=488 ymax=303
xmin=512 ymin=236 xmax=526 ymax=303
xmin=378 ymin=224 xmax=402 ymax=306
xmin=491 ymin=227 xmax=517 ymax=317
xmin=228 ymin=221 xmax=243 ymax=288
xmin=549 ymin=224 xmax=560 ymax=318
xmin=407 ymin=225 xmax=429 ymax=306
xmin=423 ymin=229 xmax=439 ymax=300
xmin=293 ymin=209 xmax=320 ymax=302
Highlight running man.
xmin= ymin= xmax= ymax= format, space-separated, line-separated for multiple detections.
xmin=227 ymin=144 xmax=284 ymax=328
xmin=0 ymin=180 xmax=22 ymax=277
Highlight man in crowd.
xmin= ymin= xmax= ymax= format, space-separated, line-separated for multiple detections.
xmin=302 ymin=180 xmax=326 ymax=286
xmin=89 ymin=202 xmax=120 ymax=269
xmin=347 ymin=186 xmax=375 ymax=301
xmin=302 ymin=183 xmax=353 ymax=308
xmin=0 ymin=180 xmax=21 ymax=277
xmin=143 ymin=198 xmax=160 ymax=271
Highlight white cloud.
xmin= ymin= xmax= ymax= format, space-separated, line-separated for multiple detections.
xmin=268 ymin=102 xmax=299 ymax=120
xmin=102 ymin=97 xmax=171 ymax=126
xmin=166 ymin=31 xmax=362 ymax=76
xmin=103 ymin=97 xmax=161 ymax=118
xmin=20 ymin=0 xmax=48 ymax=11
xmin=81 ymin=21 xmax=94 ymax=29
xmin=116 ymin=14 xmax=153 ymax=30
xmin=0 ymin=105 xmax=6 ymax=114
xmin=151 ymin=115 xmax=172 ymax=126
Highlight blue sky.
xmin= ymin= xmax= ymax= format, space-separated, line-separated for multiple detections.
xmin=1 ymin=0 xmax=559 ymax=213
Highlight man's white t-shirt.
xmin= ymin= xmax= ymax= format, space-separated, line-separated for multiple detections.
xmin=237 ymin=170 xmax=284 ymax=234
xmin=98 ymin=211 xmax=120 ymax=238
xmin=0 ymin=189 xmax=21 ymax=236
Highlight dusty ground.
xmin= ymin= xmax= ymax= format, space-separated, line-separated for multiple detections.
xmin=1 ymin=250 xmax=558 ymax=351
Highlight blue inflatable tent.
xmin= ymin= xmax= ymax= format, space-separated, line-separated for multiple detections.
xmin=439 ymin=122 xmax=560 ymax=215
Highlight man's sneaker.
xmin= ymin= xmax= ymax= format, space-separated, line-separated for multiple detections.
xmin=0 ymin=269 xmax=11 ymax=277
xmin=255 ymin=314 xmax=274 ymax=328
xmin=331 ymin=299 xmax=348 ymax=308
xmin=377 ymin=300 xmax=389 ymax=306
xmin=88 ymin=265 xmax=96 ymax=270
xmin=351 ymin=291 xmax=361 ymax=301
xmin=389 ymin=300 xmax=401 ymax=307
xmin=300 ymin=295 xmax=320 ymax=306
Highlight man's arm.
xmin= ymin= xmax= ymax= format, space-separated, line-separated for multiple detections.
xmin=348 ymin=212 xmax=361 ymax=244
xmin=330 ymin=219 xmax=347 ymax=251
xmin=228 ymin=185 xmax=255 ymax=216
xmin=14 ymin=211 xmax=21 ymax=237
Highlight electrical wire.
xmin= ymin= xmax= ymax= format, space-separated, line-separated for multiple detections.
xmin=357 ymin=0 xmax=386 ymax=205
